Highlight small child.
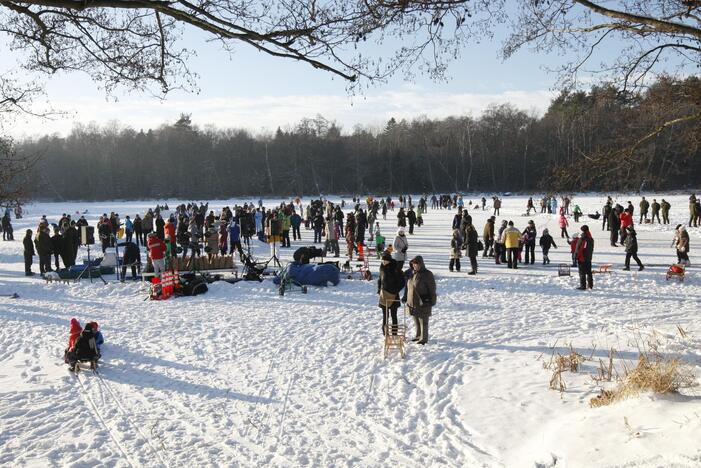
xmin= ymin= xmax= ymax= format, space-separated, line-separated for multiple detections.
xmin=559 ymin=213 xmax=570 ymax=240
xmin=569 ymin=234 xmax=579 ymax=267
xmin=375 ymin=224 xmax=385 ymax=259
xmin=450 ymin=229 xmax=462 ymax=272
xmin=539 ymin=228 xmax=557 ymax=265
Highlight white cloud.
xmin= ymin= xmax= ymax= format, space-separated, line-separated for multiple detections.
xmin=7 ymin=89 xmax=557 ymax=139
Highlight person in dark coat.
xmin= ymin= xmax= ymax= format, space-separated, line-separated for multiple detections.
xmin=155 ymin=214 xmax=165 ymax=240
xmin=117 ymin=241 xmax=141 ymax=280
xmin=623 ymin=227 xmax=644 ymax=271
xmin=539 ymin=228 xmax=557 ymax=265
xmin=35 ymin=227 xmax=53 ymax=275
xmin=397 ymin=208 xmax=407 ymax=227
xmin=521 ymin=220 xmax=537 ymax=265
xmin=407 ymin=208 xmax=417 ymax=234
xmin=405 ymin=256 xmax=436 ymax=345
xmin=575 ymin=225 xmax=594 ymax=290
xmin=64 ymin=222 xmax=79 ymax=267
xmin=378 ymin=252 xmax=406 ymax=335
xmin=51 ymin=226 xmax=63 ymax=270
xmin=23 ymin=229 xmax=35 ymax=276
xmin=133 ymin=214 xmax=143 ymax=246
xmin=462 ymin=215 xmax=479 ymax=275
xmin=608 ymin=206 xmax=621 ymax=246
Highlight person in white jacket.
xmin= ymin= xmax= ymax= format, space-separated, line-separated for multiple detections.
xmin=393 ymin=227 xmax=409 ymax=270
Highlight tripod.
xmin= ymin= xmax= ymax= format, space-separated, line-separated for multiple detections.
xmin=267 ymin=237 xmax=282 ymax=268
xmin=76 ymin=243 xmax=107 ymax=284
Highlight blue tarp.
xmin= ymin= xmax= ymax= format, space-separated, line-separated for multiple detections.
xmin=273 ymin=263 xmax=340 ymax=287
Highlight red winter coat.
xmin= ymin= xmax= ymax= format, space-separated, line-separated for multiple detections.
xmin=620 ymin=212 xmax=633 ymax=229
xmin=147 ymin=236 xmax=166 ymax=260
xmin=67 ymin=318 xmax=82 ymax=351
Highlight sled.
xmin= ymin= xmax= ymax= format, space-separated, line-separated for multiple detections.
xmin=0 ymin=293 xmax=19 ymax=299
xmin=344 ymin=256 xmax=372 ymax=281
xmin=666 ymin=264 xmax=686 ymax=282
xmin=72 ymin=359 xmax=99 ymax=373
xmin=383 ymin=301 xmax=407 ymax=359
xmin=593 ymin=263 xmax=612 ymax=274
xmin=557 ymin=264 xmax=571 ymax=277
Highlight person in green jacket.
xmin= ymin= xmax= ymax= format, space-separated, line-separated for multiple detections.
xmin=660 ymin=199 xmax=671 ymax=224
xmin=280 ymin=212 xmax=291 ymax=248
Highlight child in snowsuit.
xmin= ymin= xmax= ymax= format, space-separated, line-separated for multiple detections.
xmin=569 ymin=234 xmax=579 ymax=267
xmin=559 ymin=213 xmax=570 ymax=240
xmin=539 ymin=228 xmax=557 ymax=265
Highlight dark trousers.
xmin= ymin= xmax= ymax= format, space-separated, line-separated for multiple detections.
xmin=408 ymin=223 xmax=415 ymax=234
xmin=292 ymin=226 xmax=301 ymax=240
xmin=651 ymin=212 xmax=660 ymax=223
xmin=561 ymin=227 xmax=569 ymax=239
xmin=381 ymin=303 xmax=399 ymax=335
xmin=610 ymin=228 xmax=619 ymax=246
xmin=602 ymin=217 xmax=608 ymax=230
xmin=662 ymin=212 xmax=669 ymax=224
xmin=639 ymin=213 xmax=647 ymax=224
xmin=135 ymin=230 xmax=143 ymax=246
xmin=625 ymin=252 xmax=643 ymax=269
xmin=54 ymin=253 xmax=61 ymax=270
xmin=229 ymin=241 xmax=243 ymax=257
xmin=121 ymin=264 xmax=139 ymax=280
xmin=524 ymin=243 xmax=535 ymax=264
xmin=314 ymin=229 xmax=322 ymax=243
xmin=468 ymin=255 xmax=477 ymax=273
xmin=482 ymin=239 xmax=493 ymax=257
xmin=126 ymin=230 xmax=133 ymax=243
xmin=24 ymin=253 xmax=33 ymax=274
xmin=282 ymin=230 xmax=291 ymax=247
xmin=578 ymin=261 xmax=593 ymax=289
xmin=507 ymin=248 xmax=519 ymax=269
xmin=449 ymin=258 xmax=461 ymax=272
xmin=39 ymin=254 xmax=52 ymax=274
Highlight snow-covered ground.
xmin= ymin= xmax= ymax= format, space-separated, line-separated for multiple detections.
xmin=1 ymin=194 xmax=700 ymax=467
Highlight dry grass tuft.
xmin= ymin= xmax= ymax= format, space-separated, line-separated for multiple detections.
xmin=590 ymin=353 xmax=697 ymax=407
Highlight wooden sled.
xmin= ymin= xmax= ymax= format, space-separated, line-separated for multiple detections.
xmin=666 ymin=264 xmax=686 ymax=282
xmin=593 ymin=263 xmax=612 ymax=274
xmin=383 ymin=303 xmax=407 ymax=359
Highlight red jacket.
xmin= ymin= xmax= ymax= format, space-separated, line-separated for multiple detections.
xmin=147 ymin=236 xmax=166 ymax=260
xmin=620 ymin=212 xmax=633 ymax=229
xmin=67 ymin=318 xmax=82 ymax=351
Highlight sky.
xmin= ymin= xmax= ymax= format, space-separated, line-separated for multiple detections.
xmin=0 ymin=6 xmax=613 ymax=139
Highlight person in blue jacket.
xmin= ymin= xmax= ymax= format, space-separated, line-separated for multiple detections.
xmin=228 ymin=220 xmax=244 ymax=258
xmin=124 ymin=215 xmax=134 ymax=243
xmin=87 ymin=321 xmax=104 ymax=356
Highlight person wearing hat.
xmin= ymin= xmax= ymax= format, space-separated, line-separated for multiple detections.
xmin=147 ymin=232 xmax=167 ymax=278
xmin=406 ymin=256 xmax=436 ymax=345
xmin=378 ymin=251 xmax=405 ymax=335
xmin=393 ymin=227 xmax=409 ymax=270
xmin=575 ymin=225 xmax=594 ymax=290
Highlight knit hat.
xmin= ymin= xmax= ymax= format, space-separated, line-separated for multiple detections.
xmin=381 ymin=251 xmax=392 ymax=261
xmin=581 ymin=225 xmax=589 ymax=232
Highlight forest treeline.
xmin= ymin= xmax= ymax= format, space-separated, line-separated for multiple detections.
xmin=19 ymin=76 xmax=701 ymax=201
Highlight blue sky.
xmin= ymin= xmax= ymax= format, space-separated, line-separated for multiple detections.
xmin=1 ymin=9 xmax=616 ymax=138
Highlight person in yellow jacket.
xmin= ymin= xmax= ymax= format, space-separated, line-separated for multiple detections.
xmin=503 ymin=221 xmax=521 ymax=269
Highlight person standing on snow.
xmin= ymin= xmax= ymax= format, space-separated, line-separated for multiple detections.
xmin=378 ymin=251 xmax=406 ymax=336
xmin=575 ymin=225 xmax=594 ymax=290
xmin=539 ymin=228 xmax=557 ymax=265
xmin=405 ymin=256 xmax=436 ymax=345
xmin=449 ymin=229 xmax=462 ymax=272
xmin=392 ymin=227 xmax=409 ymax=271
xmin=622 ymin=226 xmax=644 ymax=271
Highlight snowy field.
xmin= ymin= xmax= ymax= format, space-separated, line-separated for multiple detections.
xmin=1 ymin=194 xmax=700 ymax=467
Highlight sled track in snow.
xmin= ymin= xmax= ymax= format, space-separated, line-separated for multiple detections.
xmin=74 ymin=372 xmax=139 ymax=468
xmin=74 ymin=369 xmax=171 ymax=468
